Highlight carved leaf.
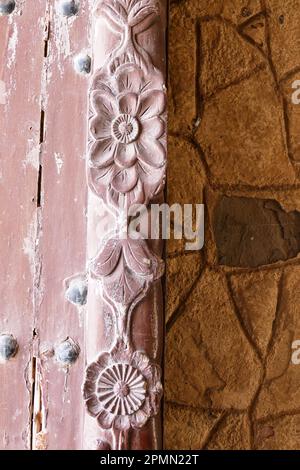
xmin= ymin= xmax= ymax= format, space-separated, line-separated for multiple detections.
xmin=128 ymin=0 xmax=159 ymax=29
xmin=123 ymin=239 xmax=155 ymax=277
xmin=104 ymin=265 xmax=145 ymax=305
xmin=91 ymin=239 xmax=122 ymax=277
xmin=90 ymin=237 xmax=163 ymax=306
xmin=99 ymin=0 xmax=128 ymax=33
xmin=91 ymin=238 xmax=161 ymax=278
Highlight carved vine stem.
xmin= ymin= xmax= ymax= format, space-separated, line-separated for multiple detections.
xmin=82 ymin=0 xmax=166 ymax=450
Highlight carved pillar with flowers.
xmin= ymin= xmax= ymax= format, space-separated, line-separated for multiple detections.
xmin=82 ymin=0 xmax=167 ymax=450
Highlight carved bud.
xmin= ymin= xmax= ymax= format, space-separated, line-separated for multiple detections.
xmin=0 ymin=0 xmax=15 ymax=15
xmin=55 ymin=338 xmax=80 ymax=365
xmin=74 ymin=53 xmax=91 ymax=75
xmin=65 ymin=277 xmax=87 ymax=306
xmin=0 ymin=334 xmax=18 ymax=361
xmin=58 ymin=0 xmax=79 ymax=17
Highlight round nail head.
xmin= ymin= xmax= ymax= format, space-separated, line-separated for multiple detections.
xmin=56 ymin=338 xmax=80 ymax=365
xmin=66 ymin=279 xmax=87 ymax=306
xmin=0 ymin=334 xmax=18 ymax=361
xmin=0 ymin=0 xmax=16 ymax=15
xmin=59 ymin=0 xmax=79 ymax=17
xmin=74 ymin=54 xmax=91 ymax=75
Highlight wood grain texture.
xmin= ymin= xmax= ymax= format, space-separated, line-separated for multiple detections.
xmin=0 ymin=1 xmax=46 ymax=450
xmin=34 ymin=1 xmax=92 ymax=450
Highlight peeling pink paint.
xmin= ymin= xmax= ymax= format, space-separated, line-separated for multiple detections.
xmin=0 ymin=0 xmax=46 ymax=450
xmin=0 ymin=0 xmax=91 ymax=450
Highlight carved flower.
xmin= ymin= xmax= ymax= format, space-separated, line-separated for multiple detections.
xmin=83 ymin=342 xmax=163 ymax=430
xmin=88 ymin=67 xmax=166 ymax=208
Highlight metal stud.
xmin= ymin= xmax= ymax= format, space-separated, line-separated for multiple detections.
xmin=58 ymin=0 xmax=79 ymax=17
xmin=74 ymin=53 xmax=91 ymax=75
xmin=0 ymin=334 xmax=18 ymax=361
xmin=65 ymin=277 xmax=87 ymax=306
xmin=0 ymin=0 xmax=16 ymax=15
xmin=55 ymin=338 xmax=80 ymax=365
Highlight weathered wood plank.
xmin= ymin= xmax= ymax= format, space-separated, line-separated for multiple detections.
xmin=34 ymin=1 xmax=91 ymax=450
xmin=0 ymin=1 xmax=46 ymax=450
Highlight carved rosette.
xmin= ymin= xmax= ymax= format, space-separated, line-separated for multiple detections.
xmin=83 ymin=341 xmax=163 ymax=431
xmin=83 ymin=0 xmax=166 ymax=449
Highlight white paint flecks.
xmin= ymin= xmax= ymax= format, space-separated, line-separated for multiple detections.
xmin=15 ymin=0 xmax=26 ymax=16
xmin=24 ymin=138 xmax=40 ymax=171
xmin=23 ymin=216 xmax=38 ymax=277
xmin=12 ymin=409 xmax=22 ymax=422
xmin=7 ymin=22 xmax=18 ymax=69
xmin=0 ymin=81 xmax=6 ymax=105
xmin=54 ymin=152 xmax=64 ymax=174
xmin=53 ymin=3 xmax=75 ymax=75
xmin=56 ymin=14 xmax=72 ymax=55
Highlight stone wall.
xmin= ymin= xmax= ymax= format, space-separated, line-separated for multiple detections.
xmin=165 ymin=0 xmax=300 ymax=450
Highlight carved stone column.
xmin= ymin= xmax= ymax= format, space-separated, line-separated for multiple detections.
xmin=82 ymin=0 xmax=166 ymax=450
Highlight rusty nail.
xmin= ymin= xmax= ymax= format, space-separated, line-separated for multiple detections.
xmin=58 ymin=0 xmax=79 ymax=17
xmin=0 ymin=334 xmax=18 ymax=361
xmin=55 ymin=338 xmax=80 ymax=365
xmin=0 ymin=0 xmax=15 ymax=15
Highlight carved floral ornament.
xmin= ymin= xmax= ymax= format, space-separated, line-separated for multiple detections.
xmin=83 ymin=0 xmax=165 ymax=445
xmin=88 ymin=67 xmax=166 ymax=210
xmin=83 ymin=341 xmax=162 ymax=431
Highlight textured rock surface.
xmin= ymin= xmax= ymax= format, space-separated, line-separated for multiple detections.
xmin=266 ymin=0 xmax=300 ymax=80
xmin=165 ymin=270 xmax=262 ymax=410
xmin=169 ymin=6 xmax=196 ymax=135
xmin=206 ymin=412 xmax=251 ymax=450
xmin=166 ymin=0 xmax=300 ymax=450
xmin=197 ymin=68 xmax=296 ymax=186
xmin=255 ymin=414 xmax=300 ymax=450
xmin=230 ymin=269 xmax=281 ymax=358
xmin=164 ymin=403 xmax=223 ymax=450
xmin=166 ymin=252 xmax=202 ymax=324
xmin=254 ymin=266 xmax=300 ymax=420
xmin=167 ymin=136 xmax=205 ymax=256
xmin=213 ymin=197 xmax=300 ymax=267
xmin=199 ymin=18 xmax=264 ymax=98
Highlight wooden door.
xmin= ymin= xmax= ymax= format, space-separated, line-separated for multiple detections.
xmin=1 ymin=0 xmax=93 ymax=450
xmin=0 ymin=0 xmax=166 ymax=450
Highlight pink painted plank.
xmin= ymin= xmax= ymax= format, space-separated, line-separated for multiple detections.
xmin=34 ymin=1 xmax=91 ymax=450
xmin=0 ymin=1 xmax=46 ymax=449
